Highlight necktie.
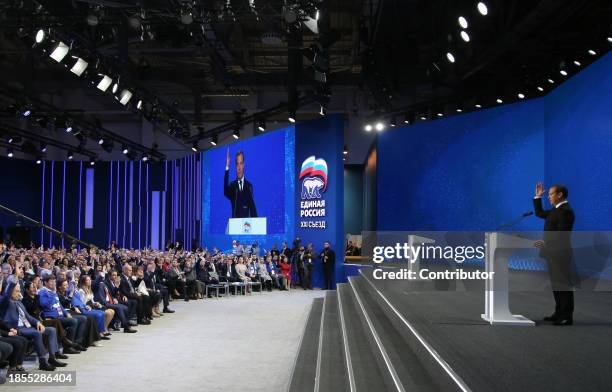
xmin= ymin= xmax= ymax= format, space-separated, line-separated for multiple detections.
xmin=239 ymin=180 xmax=243 ymax=191
xmin=17 ymin=304 xmax=31 ymax=328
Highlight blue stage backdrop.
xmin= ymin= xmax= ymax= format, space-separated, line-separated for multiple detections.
xmin=378 ymin=100 xmax=545 ymax=231
xmin=294 ymin=114 xmax=345 ymax=288
xmin=200 ymin=127 xmax=295 ymax=251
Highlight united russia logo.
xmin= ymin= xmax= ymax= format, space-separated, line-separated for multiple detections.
xmin=299 ymin=156 xmax=328 ymax=200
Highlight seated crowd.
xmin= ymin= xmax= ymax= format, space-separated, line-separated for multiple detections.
xmin=0 ymin=236 xmax=322 ymax=380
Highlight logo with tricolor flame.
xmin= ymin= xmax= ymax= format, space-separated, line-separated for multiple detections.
xmin=299 ymin=156 xmax=328 ymax=200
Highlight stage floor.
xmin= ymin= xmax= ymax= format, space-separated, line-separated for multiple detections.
xmin=361 ymin=267 xmax=612 ymax=392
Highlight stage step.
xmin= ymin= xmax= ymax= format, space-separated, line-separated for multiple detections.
xmin=289 ymin=297 xmax=324 ymax=392
xmin=316 ymin=290 xmax=350 ymax=392
xmin=349 ymin=275 xmax=465 ymax=392
xmin=338 ymin=283 xmax=398 ymax=392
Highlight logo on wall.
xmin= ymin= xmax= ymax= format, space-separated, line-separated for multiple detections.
xmin=299 ymin=156 xmax=328 ymax=229
xmin=243 ymin=221 xmax=252 ymax=234
xmin=299 ymin=156 xmax=328 ymax=200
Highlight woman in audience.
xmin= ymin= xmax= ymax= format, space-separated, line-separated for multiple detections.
xmin=56 ymin=279 xmax=100 ymax=348
xmin=77 ymin=275 xmax=115 ymax=336
xmin=257 ymin=257 xmax=273 ymax=292
xmin=234 ymin=256 xmax=251 ymax=293
xmin=279 ymin=255 xmax=291 ymax=291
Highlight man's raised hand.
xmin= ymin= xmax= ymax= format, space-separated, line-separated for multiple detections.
xmin=535 ymin=182 xmax=545 ymax=198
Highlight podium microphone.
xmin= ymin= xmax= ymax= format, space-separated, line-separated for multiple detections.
xmin=496 ymin=211 xmax=533 ymax=231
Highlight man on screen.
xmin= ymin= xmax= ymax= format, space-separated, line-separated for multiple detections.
xmin=224 ymin=148 xmax=257 ymax=218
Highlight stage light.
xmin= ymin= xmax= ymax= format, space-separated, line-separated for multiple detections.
xmin=122 ymin=146 xmax=129 ymax=154
xmin=518 ymin=93 xmax=525 ymax=99
xmin=537 ymin=86 xmax=544 ymax=92
xmin=181 ymin=9 xmax=194 ymax=25
xmin=67 ymin=151 xmax=74 ymax=160
xmin=50 ymin=42 xmax=70 ymax=62
xmin=87 ymin=11 xmax=99 ymax=26
xmin=232 ymin=129 xmax=240 ymax=139
xmin=477 ymin=2 xmax=488 ymax=16
xmin=35 ymin=29 xmax=46 ymax=44
xmin=142 ymin=155 xmax=149 ymax=162
xmin=390 ymin=117 xmax=397 ymax=127
xmin=70 ymin=57 xmax=89 ymax=76
xmin=588 ymin=49 xmax=596 ymax=56
xmin=119 ymin=89 xmax=133 ymax=105
xmin=112 ymin=83 xmax=119 ymax=94
xmin=403 ymin=114 xmax=410 ymax=124
xmin=98 ymin=138 xmax=104 ymax=145
xmin=7 ymin=149 xmax=13 ymax=158
xmin=446 ymin=52 xmax=456 ymax=63
xmin=475 ymin=104 xmax=482 ymax=108
xmin=496 ymin=98 xmax=503 ymax=104
xmin=191 ymin=142 xmax=198 ymax=152
xmin=36 ymin=158 xmax=42 ymax=165
xmin=560 ymin=70 xmax=568 ymax=76
xmin=89 ymin=158 xmax=96 ymax=166
xmin=319 ymin=105 xmax=327 ymax=116
xmin=20 ymin=104 xmax=32 ymax=117
xmin=343 ymin=145 xmax=348 ymax=155
xmin=136 ymin=100 xmax=143 ymax=110
xmin=375 ymin=122 xmax=385 ymax=132
xmin=573 ymin=60 xmax=581 ymax=67
xmin=40 ymin=143 xmax=47 ymax=153
xmin=257 ymin=119 xmax=266 ymax=132
xmin=437 ymin=112 xmax=443 ymax=117
xmin=547 ymin=78 xmax=555 ymax=84
xmin=456 ymin=108 xmax=463 ymax=113
xmin=458 ymin=16 xmax=468 ymax=29
xmin=364 ymin=124 xmax=373 ymax=132
xmin=608 ymin=37 xmax=612 ymax=43
xmin=210 ymin=135 xmax=218 ymax=146
xmin=420 ymin=115 xmax=427 ymax=121
xmin=460 ymin=31 xmax=470 ymax=42
xmin=65 ymin=124 xmax=73 ymax=133
xmin=96 ymin=75 xmax=113 ymax=92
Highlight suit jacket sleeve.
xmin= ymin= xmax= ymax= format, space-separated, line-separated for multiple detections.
xmin=533 ymin=197 xmax=549 ymax=219
xmin=224 ymin=169 xmax=234 ymax=200
xmin=248 ymin=182 xmax=257 ymax=217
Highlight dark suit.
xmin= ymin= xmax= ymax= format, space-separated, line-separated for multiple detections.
xmin=320 ymin=248 xmax=336 ymax=290
xmin=533 ymin=197 xmax=575 ymax=319
xmin=119 ymin=275 xmax=150 ymax=322
xmin=224 ymin=170 xmax=257 ymax=218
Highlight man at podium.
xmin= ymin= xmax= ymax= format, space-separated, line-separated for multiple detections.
xmin=533 ymin=182 xmax=575 ymax=326
xmin=224 ymin=148 xmax=257 ymax=218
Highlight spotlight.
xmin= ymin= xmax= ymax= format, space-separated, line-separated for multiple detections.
xmin=98 ymin=138 xmax=104 ymax=145
xmin=65 ymin=124 xmax=73 ymax=133
xmin=446 ymin=52 xmax=456 ymax=63
xmin=257 ymin=119 xmax=266 ymax=132
xmin=50 ymin=42 xmax=70 ymax=62
xmin=67 ymin=151 xmax=74 ymax=160
xmin=390 ymin=117 xmax=397 ymax=127
xmin=70 ymin=57 xmax=89 ymax=76
xmin=588 ymin=49 xmax=597 ymax=56
xmin=547 ymin=78 xmax=555 ymax=84
xmin=87 ymin=11 xmax=99 ymax=27
xmin=437 ymin=112 xmax=443 ymax=117
xmin=89 ymin=158 xmax=96 ymax=166
xmin=343 ymin=145 xmax=348 ymax=155
xmin=20 ymin=104 xmax=32 ymax=117
xmin=210 ymin=135 xmax=218 ymax=146
xmin=403 ymin=114 xmax=410 ymax=124
xmin=364 ymin=124 xmax=373 ymax=132
xmin=573 ymin=60 xmax=581 ymax=67
xmin=232 ymin=128 xmax=240 ymax=139
xmin=36 ymin=158 xmax=42 ymax=165
xmin=122 ymin=146 xmax=129 ymax=154
xmin=142 ymin=155 xmax=149 ymax=162
xmin=288 ymin=108 xmax=296 ymax=123
xmin=375 ymin=122 xmax=385 ymax=132
xmin=458 ymin=16 xmax=468 ymax=29
xmin=537 ymin=86 xmax=544 ymax=92
xmin=40 ymin=143 xmax=47 ymax=153
xmin=181 ymin=4 xmax=194 ymax=25
xmin=136 ymin=99 xmax=143 ymax=110
xmin=460 ymin=31 xmax=470 ymax=42
xmin=97 ymin=75 xmax=112 ymax=92
xmin=119 ymin=89 xmax=133 ymax=105
xmin=456 ymin=108 xmax=463 ymax=113
xmin=112 ymin=83 xmax=119 ymax=94
xmin=496 ymin=98 xmax=503 ymax=104
xmin=191 ymin=142 xmax=199 ymax=152
xmin=608 ymin=37 xmax=612 ymax=43
xmin=420 ymin=115 xmax=427 ymax=121
xmin=7 ymin=149 xmax=13 ymax=158
xmin=35 ymin=29 xmax=46 ymax=44
xmin=518 ymin=93 xmax=525 ymax=99
xmin=319 ymin=105 xmax=327 ymax=116
xmin=475 ymin=104 xmax=482 ymax=108
xmin=560 ymin=70 xmax=568 ymax=76
xmin=477 ymin=2 xmax=488 ymax=16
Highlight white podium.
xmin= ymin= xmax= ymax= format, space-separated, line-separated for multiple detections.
xmin=481 ymin=232 xmax=536 ymax=326
xmin=407 ymin=234 xmax=435 ymax=274
xmin=228 ymin=217 xmax=267 ymax=235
